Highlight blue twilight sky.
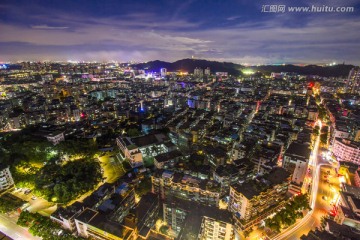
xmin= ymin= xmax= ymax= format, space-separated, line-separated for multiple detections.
xmin=0 ymin=0 xmax=360 ymax=65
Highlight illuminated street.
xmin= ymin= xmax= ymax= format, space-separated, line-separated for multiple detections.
xmin=11 ymin=189 xmax=57 ymax=216
xmin=0 ymin=214 xmax=40 ymax=240
xmin=1 ymin=3 xmax=359 ymax=238
xmin=0 ymin=190 xmax=58 ymax=239
xmin=272 ymin=120 xmax=341 ymax=240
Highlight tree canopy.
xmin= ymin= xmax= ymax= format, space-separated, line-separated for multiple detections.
xmin=265 ymin=194 xmax=310 ymax=232
xmin=17 ymin=211 xmax=82 ymax=240
xmin=0 ymin=194 xmax=25 ymax=214
xmin=35 ymin=159 xmax=102 ymax=203
xmin=0 ymin=129 xmax=102 ymax=204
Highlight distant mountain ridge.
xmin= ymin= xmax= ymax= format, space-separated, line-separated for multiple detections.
xmin=132 ymin=58 xmax=242 ymax=76
xmin=253 ymin=64 xmax=355 ymax=78
xmin=131 ymin=58 xmax=355 ymax=77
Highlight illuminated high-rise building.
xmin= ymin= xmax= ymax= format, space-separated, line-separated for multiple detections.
xmin=199 ymin=216 xmax=234 ymax=240
xmin=160 ymin=68 xmax=167 ymax=77
xmin=194 ymin=67 xmax=203 ymax=77
xmin=204 ymin=67 xmax=211 ymax=76
xmin=347 ymin=67 xmax=360 ymax=93
xmin=228 ymin=167 xmax=290 ymax=233
xmin=73 ymin=109 xmax=81 ymax=121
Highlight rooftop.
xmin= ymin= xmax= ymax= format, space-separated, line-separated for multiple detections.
xmin=300 ymin=229 xmax=337 ymax=240
xmin=231 ymin=181 xmax=264 ymax=199
xmin=154 ymin=150 xmax=182 ymax=163
xmin=166 ymin=197 xmax=232 ymax=239
xmin=264 ymin=167 xmax=291 ymax=185
xmin=132 ymin=133 xmax=167 ymax=147
xmin=335 ymin=138 xmax=360 ymax=148
xmin=215 ymin=164 xmax=240 ymax=177
xmin=326 ymin=219 xmax=360 ymax=239
xmin=47 ymin=131 xmax=64 ymax=137
xmin=51 ymin=201 xmax=84 ymax=220
xmin=135 ymin=193 xmax=159 ymax=227
xmin=231 ymin=167 xmax=290 ymax=199
xmin=89 ymin=214 xmax=134 ymax=239
xmin=339 ymin=190 xmax=360 ymax=222
xmin=284 ymin=142 xmax=311 ymax=160
xmin=76 ymin=208 xmax=98 ymax=223
xmin=340 ymin=162 xmax=360 ymax=174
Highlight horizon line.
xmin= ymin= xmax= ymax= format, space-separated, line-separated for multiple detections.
xmin=0 ymin=58 xmax=357 ymax=67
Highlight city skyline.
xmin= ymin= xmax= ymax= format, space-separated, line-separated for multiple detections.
xmin=1 ymin=0 xmax=360 ymax=65
xmin=0 ymin=55 xmax=360 ymax=239
xmin=1 ymin=1 xmax=360 ymax=238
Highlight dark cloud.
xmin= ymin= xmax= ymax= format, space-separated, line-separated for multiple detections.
xmin=31 ymin=25 xmax=69 ymax=30
xmin=0 ymin=0 xmax=359 ymax=64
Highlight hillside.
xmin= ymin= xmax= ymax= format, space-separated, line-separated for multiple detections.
xmin=131 ymin=59 xmax=243 ymax=76
xmin=254 ymin=64 xmax=354 ymax=78
xmin=132 ymin=59 xmax=356 ymax=77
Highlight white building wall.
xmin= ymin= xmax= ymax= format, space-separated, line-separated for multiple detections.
xmin=0 ymin=166 xmax=14 ymax=191
xmin=292 ymin=160 xmax=308 ymax=186
xmin=332 ymin=139 xmax=360 ymax=164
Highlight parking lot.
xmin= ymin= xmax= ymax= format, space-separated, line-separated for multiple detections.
xmin=10 ymin=188 xmax=56 ymax=216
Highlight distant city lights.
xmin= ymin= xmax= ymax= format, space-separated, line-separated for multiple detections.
xmin=242 ymin=69 xmax=255 ymax=75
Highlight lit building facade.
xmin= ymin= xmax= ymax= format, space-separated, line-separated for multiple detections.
xmin=160 ymin=68 xmax=167 ymax=77
xmin=46 ymin=131 xmax=65 ymax=145
xmin=194 ymin=67 xmax=204 ymax=77
xmin=50 ymin=202 xmax=84 ymax=232
xmin=228 ymin=167 xmax=290 ymax=231
xmin=151 ymin=170 xmax=220 ymax=206
xmin=74 ymin=208 xmax=135 ymax=240
xmin=204 ymin=67 xmax=211 ymax=76
xmin=199 ymin=216 xmax=233 ymax=240
xmin=354 ymin=170 xmax=360 ymax=188
xmin=116 ymin=137 xmax=144 ymax=168
xmin=109 ymin=184 xmax=136 ymax=224
xmin=163 ymin=201 xmax=188 ymax=235
xmin=347 ymin=67 xmax=360 ymax=94
xmin=0 ymin=165 xmax=14 ymax=191
xmin=283 ymin=142 xmax=311 ymax=194
xmin=162 ymin=197 xmax=233 ymax=239
xmin=332 ymin=127 xmax=351 ymax=143
xmin=116 ymin=134 xmax=169 ymax=168
xmin=332 ymin=138 xmax=360 ymax=164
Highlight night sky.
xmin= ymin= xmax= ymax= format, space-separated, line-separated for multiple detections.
xmin=1 ymin=0 xmax=359 ymax=64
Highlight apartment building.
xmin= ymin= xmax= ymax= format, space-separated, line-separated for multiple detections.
xmin=116 ymin=137 xmax=144 ymax=168
xmin=335 ymin=184 xmax=360 ymax=230
xmin=109 ymin=183 xmax=136 ymax=224
xmin=199 ymin=216 xmax=233 ymax=240
xmin=152 ymin=170 xmax=221 ymax=206
xmin=73 ymin=182 xmax=136 ymax=239
xmin=283 ymin=142 xmax=311 ymax=194
xmin=332 ymin=126 xmax=351 ymax=143
xmin=46 ymin=131 xmax=65 ymax=145
xmin=116 ymin=133 xmax=170 ymax=168
xmin=332 ymin=138 xmax=360 ymax=164
xmin=162 ymin=197 xmax=233 ymax=239
xmin=228 ymin=167 xmax=291 ymax=231
xmin=0 ymin=165 xmax=14 ymax=191
xmin=74 ymin=208 xmax=135 ymax=240
xmin=50 ymin=202 xmax=84 ymax=231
